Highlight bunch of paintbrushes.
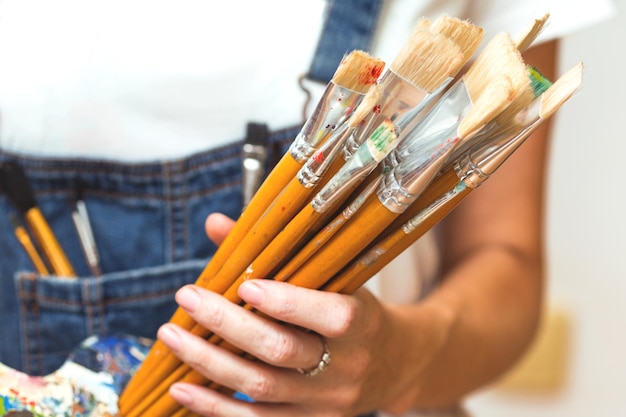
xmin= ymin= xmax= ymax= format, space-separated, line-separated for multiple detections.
xmin=119 ymin=13 xmax=583 ymax=417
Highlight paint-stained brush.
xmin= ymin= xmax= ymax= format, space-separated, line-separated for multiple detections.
xmin=446 ymin=63 xmax=553 ymax=165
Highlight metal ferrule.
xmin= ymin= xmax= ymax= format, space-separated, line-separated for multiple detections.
xmin=312 ymin=122 xmax=398 ymax=213
xmin=342 ymin=174 xmax=383 ymax=220
xmin=342 ymin=70 xmax=430 ymax=160
xmin=402 ymin=181 xmax=468 ymax=234
xmin=387 ymin=81 xmax=472 ymax=173
xmin=297 ymin=122 xmax=352 ymax=188
xmin=289 ymin=82 xmax=364 ymax=163
xmin=242 ymin=143 xmax=268 ymax=204
xmin=378 ymin=134 xmax=460 ymax=214
xmin=454 ymin=98 xmax=544 ymax=189
xmin=393 ymin=78 xmax=453 ymax=136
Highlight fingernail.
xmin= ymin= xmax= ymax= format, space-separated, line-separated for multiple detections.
xmin=170 ymin=384 xmax=193 ymax=406
xmin=239 ymin=280 xmax=264 ymax=306
xmin=177 ymin=286 xmax=201 ymax=313
xmin=158 ymin=324 xmax=181 ymax=351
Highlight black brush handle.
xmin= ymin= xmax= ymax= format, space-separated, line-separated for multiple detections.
xmin=0 ymin=160 xmax=38 ymax=213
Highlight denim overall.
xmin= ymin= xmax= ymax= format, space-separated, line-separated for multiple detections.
xmin=0 ymin=0 xmax=382 ymax=414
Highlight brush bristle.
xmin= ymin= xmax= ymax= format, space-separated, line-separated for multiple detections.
xmin=0 ymin=160 xmax=37 ymax=213
xmin=540 ymin=61 xmax=584 ymax=120
xmin=349 ymin=84 xmax=384 ymax=128
xmin=390 ymin=26 xmax=465 ymax=92
xmin=494 ymin=66 xmax=552 ymax=126
xmin=459 ymin=33 xmax=529 ymax=138
xmin=431 ymin=14 xmax=484 ymax=63
xmin=331 ymin=50 xmax=385 ymax=94
xmin=515 ymin=13 xmax=550 ymax=53
xmin=529 ymin=66 xmax=553 ymax=98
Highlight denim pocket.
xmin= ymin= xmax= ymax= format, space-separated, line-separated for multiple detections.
xmin=14 ymin=259 xmax=207 ymax=376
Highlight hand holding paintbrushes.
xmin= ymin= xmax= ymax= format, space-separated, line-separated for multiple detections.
xmin=119 ymin=14 xmax=582 ymax=417
xmin=119 ymin=16 xmax=488 ymax=417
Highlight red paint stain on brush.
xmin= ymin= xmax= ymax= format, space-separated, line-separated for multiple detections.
xmin=359 ymin=64 xmax=384 ymax=86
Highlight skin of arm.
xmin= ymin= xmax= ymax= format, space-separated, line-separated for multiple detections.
xmin=156 ymin=40 xmax=559 ymax=416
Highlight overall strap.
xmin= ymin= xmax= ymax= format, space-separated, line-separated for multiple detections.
xmin=307 ymin=0 xmax=384 ymax=83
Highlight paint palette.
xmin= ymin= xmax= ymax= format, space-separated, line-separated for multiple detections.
xmin=0 ymin=334 xmax=152 ymax=417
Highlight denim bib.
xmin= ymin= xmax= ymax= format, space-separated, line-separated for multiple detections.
xmin=0 ymin=129 xmax=297 ymax=375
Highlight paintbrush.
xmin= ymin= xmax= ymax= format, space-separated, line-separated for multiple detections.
xmin=441 ymin=14 xmax=553 ymax=162
xmin=9 ymin=212 xmax=50 ymax=275
xmin=0 ymin=160 xmax=76 ymax=277
xmin=279 ymin=31 xmax=528 ymax=291
xmin=443 ymin=64 xmax=553 ymax=170
xmin=118 ymin=50 xmax=385 ymax=411
xmin=326 ymin=62 xmax=583 ymax=294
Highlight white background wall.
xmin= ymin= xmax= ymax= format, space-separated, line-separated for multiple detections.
xmin=468 ymin=1 xmax=626 ymax=416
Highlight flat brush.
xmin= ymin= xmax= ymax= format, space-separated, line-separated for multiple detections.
xmin=327 ymin=62 xmax=583 ymax=294
xmin=118 ymin=50 xmax=385 ymax=411
xmin=445 ymin=64 xmax=553 ymax=167
xmin=0 ymin=160 xmax=76 ymax=277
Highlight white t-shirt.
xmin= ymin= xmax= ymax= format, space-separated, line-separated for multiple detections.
xmin=0 ymin=0 xmax=616 ymax=162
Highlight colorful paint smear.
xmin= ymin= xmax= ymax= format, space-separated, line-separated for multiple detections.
xmin=0 ymin=335 xmax=152 ymax=417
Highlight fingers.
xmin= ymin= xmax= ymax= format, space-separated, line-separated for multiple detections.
xmin=205 ymin=212 xmax=235 ymax=245
xmin=157 ymin=282 xmax=378 ymax=415
xmin=157 ymin=323 xmax=303 ymax=404
xmin=171 ymin=284 xmax=327 ymax=371
xmin=168 ymin=381 xmax=304 ymax=417
xmin=238 ymin=279 xmax=367 ymax=338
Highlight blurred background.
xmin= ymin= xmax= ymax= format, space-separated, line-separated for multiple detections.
xmin=467 ymin=1 xmax=626 ymax=416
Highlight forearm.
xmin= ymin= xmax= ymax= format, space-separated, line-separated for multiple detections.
xmin=381 ymin=244 xmax=544 ymax=411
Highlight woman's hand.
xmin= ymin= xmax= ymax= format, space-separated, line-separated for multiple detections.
xmin=155 ymin=213 xmax=421 ymax=416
